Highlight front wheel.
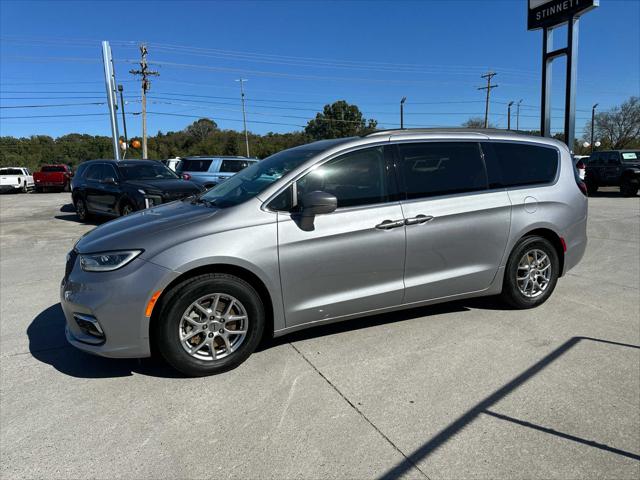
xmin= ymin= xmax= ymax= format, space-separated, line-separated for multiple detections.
xmin=21 ymin=183 xmax=27 ymax=193
xmin=155 ymin=273 xmax=265 ymax=376
xmin=620 ymin=177 xmax=638 ymax=197
xmin=63 ymin=181 xmax=71 ymax=192
xmin=500 ymin=236 xmax=560 ymax=309
xmin=119 ymin=201 xmax=135 ymax=216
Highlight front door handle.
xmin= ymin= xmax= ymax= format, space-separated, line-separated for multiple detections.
xmin=405 ymin=214 xmax=434 ymax=225
xmin=375 ymin=219 xmax=405 ymax=230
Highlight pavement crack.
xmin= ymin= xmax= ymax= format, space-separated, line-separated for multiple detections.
xmin=288 ymin=342 xmax=431 ymax=480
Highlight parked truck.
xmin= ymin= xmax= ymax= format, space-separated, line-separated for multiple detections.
xmin=33 ymin=164 xmax=74 ymax=192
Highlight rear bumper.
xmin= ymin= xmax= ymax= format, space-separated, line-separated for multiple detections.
xmin=0 ymin=184 xmax=21 ymax=193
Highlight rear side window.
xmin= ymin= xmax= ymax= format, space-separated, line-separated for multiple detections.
xmin=179 ymin=159 xmax=213 ymax=172
xmin=395 ymin=142 xmax=487 ymax=199
xmin=484 ymin=142 xmax=558 ymax=188
xmin=220 ymin=160 xmax=251 ymax=173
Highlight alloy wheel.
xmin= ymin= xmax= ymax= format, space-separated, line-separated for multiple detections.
xmin=516 ymin=249 xmax=552 ymax=298
xmin=178 ymin=293 xmax=248 ymax=361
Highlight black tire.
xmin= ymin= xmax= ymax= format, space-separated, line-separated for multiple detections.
xmin=75 ymin=197 xmax=90 ymax=221
xmin=155 ymin=273 xmax=265 ymax=377
xmin=620 ymin=177 xmax=638 ymax=197
xmin=21 ymin=182 xmax=28 ymax=193
xmin=500 ymin=236 xmax=560 ymax=309
xmin=35 ymin=186 xmax=43 ymax=193
xmin=586 ymin=177 xmax=598 ymax=196
xmin=63 ymin=181 xmax=71 ymax=192
xmin=119 ymin=201 xmax=135 ymax=216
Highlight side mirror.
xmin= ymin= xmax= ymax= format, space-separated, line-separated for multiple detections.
xmin=297 ymin=191 xmax=337 ymax=231
xmin=102 ymin=177 xmax=117 ymax=185
xmin=301 ymin=191 xmax=338 ymax=216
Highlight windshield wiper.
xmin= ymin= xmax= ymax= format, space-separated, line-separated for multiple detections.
xmin=190 ymin=197 xmax=216 ymax=207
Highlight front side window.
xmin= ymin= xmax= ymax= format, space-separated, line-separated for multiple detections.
xmin=484 ymin=142 xmax=558 ymax=188
xmin=84 ymin=164 xmax=104 ymax=181
xmin=296 ymin=146 xmax=392 ymax=208
xmin=396 ymin=142 xmax=487 ymax=199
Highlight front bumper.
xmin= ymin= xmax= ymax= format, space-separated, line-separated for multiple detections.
xmin=60 ymin=254 xmax=178 ymax=358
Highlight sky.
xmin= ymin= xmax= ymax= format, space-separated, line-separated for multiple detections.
xmin=0 ymin=0 xmax=639 ymax=140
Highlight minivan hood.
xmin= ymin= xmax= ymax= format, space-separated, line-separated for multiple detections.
xmin=75 ymin=200 xmax=217 ymax=254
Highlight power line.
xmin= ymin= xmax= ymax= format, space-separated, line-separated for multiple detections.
xmin=0 ymin=102 xmax=106 ymax=109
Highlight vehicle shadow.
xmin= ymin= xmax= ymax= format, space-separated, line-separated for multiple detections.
xmin=27 ymin=304 xmax=182 ymax=379
xmin=29 ymin=297 xmax=502 ymax=379
xmin=54 ymin=203 xmax=106 ymax=225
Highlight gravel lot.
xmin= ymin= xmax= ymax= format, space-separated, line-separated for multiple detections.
xmin=1 ymin=190 xmax=639 ymax=480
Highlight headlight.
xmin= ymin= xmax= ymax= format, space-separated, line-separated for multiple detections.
xmin=79 ymin=250 xmax=142 ymax=272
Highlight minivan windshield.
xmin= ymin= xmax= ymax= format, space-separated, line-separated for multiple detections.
xmin=198 ymin=142 xmax=344 ymax=208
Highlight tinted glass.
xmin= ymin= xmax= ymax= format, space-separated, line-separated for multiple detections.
xmin=42 ymin=166 xmax=65 ymax=173
xmin=118 ymin=163 xmax=178 ymax=180
xmin=85 ymin=164 xmax=104 ymax=181
xmin=396 ymin=142 xmax=487 ymax=199
xmin=296 ymin=146 xmax=391 ymax=208
xmin=485 ymin=142 xmax=558 ymax=187
xmin=606 ymin=152 xmax=620 ymax=165
xmin=178 ymin=159 xmax=213 ymax=172
xmin=220 ymin=160 xmax=251 ymax=173
xmin=0 ymin=168 xmax=23 ymax=175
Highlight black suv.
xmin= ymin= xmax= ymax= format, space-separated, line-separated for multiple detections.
xmin=71 ymin=159 xmax=203 ymax=221
xmin=585 ymin=150 xmax=640 ymax=196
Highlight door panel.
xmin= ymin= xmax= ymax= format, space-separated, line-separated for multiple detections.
xmin=401 ymin=191 xmax=511 ymax=302
xmin=277 ymin=203 xmax=406 ymax=326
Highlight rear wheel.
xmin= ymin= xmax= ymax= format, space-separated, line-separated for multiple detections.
xmin=21 ymin=182 xmax=27 ymax=193
xmin=155 ymin=273 xmax=265 ymax=376
xmin=620 ymin=177 xmax=638 ymax=197
xmin=500 ymin=236 xmax=560 ymax=309
xmin=586 ymin=177 xmax=598 ymax=195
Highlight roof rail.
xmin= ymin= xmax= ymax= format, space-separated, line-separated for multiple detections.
xmin=364 ymin=127 xmax=528 ymax=137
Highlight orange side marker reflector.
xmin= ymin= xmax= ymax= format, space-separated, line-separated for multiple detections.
xmin=145 ymin=290 xmax=162 ymax=317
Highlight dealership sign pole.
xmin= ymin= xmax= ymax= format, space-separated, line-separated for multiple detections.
xmin=528 ymin=0 xmax=598 ymax=150
xmin=101 ymin=41 xmax=121 ymax=161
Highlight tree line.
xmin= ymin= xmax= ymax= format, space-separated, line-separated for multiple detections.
xmin=1 ymin=97 xmax=637 ymax=171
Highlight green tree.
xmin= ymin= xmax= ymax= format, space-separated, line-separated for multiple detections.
xmin=582 ymin=96 xmax=640 ymax=150
xmin=184 ymin=118 xmax=218 ymax=142
xmin=305 ymin=101 xmax=378 ymax=140
xmin=223 ymin=135 xmax=240 ymax=156
xmin=462 ymin=117 xmax=497 ymax=129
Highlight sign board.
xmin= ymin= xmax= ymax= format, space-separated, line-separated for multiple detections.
xmin=528 ymin=0 xmax=599 ymax=30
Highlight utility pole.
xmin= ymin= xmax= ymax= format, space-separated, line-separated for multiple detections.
xmin=117 ymin=84 xmax=128 ymax=158
xmin=130 ymin=44 xmax=159 ymax=159
xmin=590 ymin=103 xmax=598 ymax=153
xmin=516 ymin=99 xmax=523 ymax=131
xmin=235 ymin=78 xmax=250 ymax=157
xmin=400 ymin=97 xmax=407 ymax=129
xmin=478 ymin=71 xmax=498 ymax=128
xmin=101 ymin=41 xmax=120 ymax=160
xmin=507 ymin=101 xmax=514 ymax=130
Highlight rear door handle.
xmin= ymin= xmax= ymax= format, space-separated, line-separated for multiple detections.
xmin=405 ymin=214 xmax=434 ymax=225
xmin=375 ymin=219 xmax=405 ymax=230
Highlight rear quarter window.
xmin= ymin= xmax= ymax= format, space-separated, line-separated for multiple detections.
xmin=220 ymin=160 xmax=251 ymax=173
xmin=484 ymin=142 xmax=559 ymax=188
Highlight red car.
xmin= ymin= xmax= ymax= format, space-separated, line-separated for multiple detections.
xmin=33 ymin=164 xmax=74 ymax=192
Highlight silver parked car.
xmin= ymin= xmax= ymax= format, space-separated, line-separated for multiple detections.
xmin=176 ymin=156 xmax=258 ymax=189
xmin=61 ymin=129 xmax=588 ymax=376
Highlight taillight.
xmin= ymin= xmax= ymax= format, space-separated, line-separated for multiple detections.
xmin=576 ymin=160 xmax=586 ymax=180
xmin=182 ymin=173 xmax=191 ymax=181
xmin=577 ymin=180 xmax=588 ymax=196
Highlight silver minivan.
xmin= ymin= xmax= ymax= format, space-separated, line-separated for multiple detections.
xmin=177 ymin=156 xmax=258 ymax=188
xmin=61 ymin=130 xmax=588 ymax=376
